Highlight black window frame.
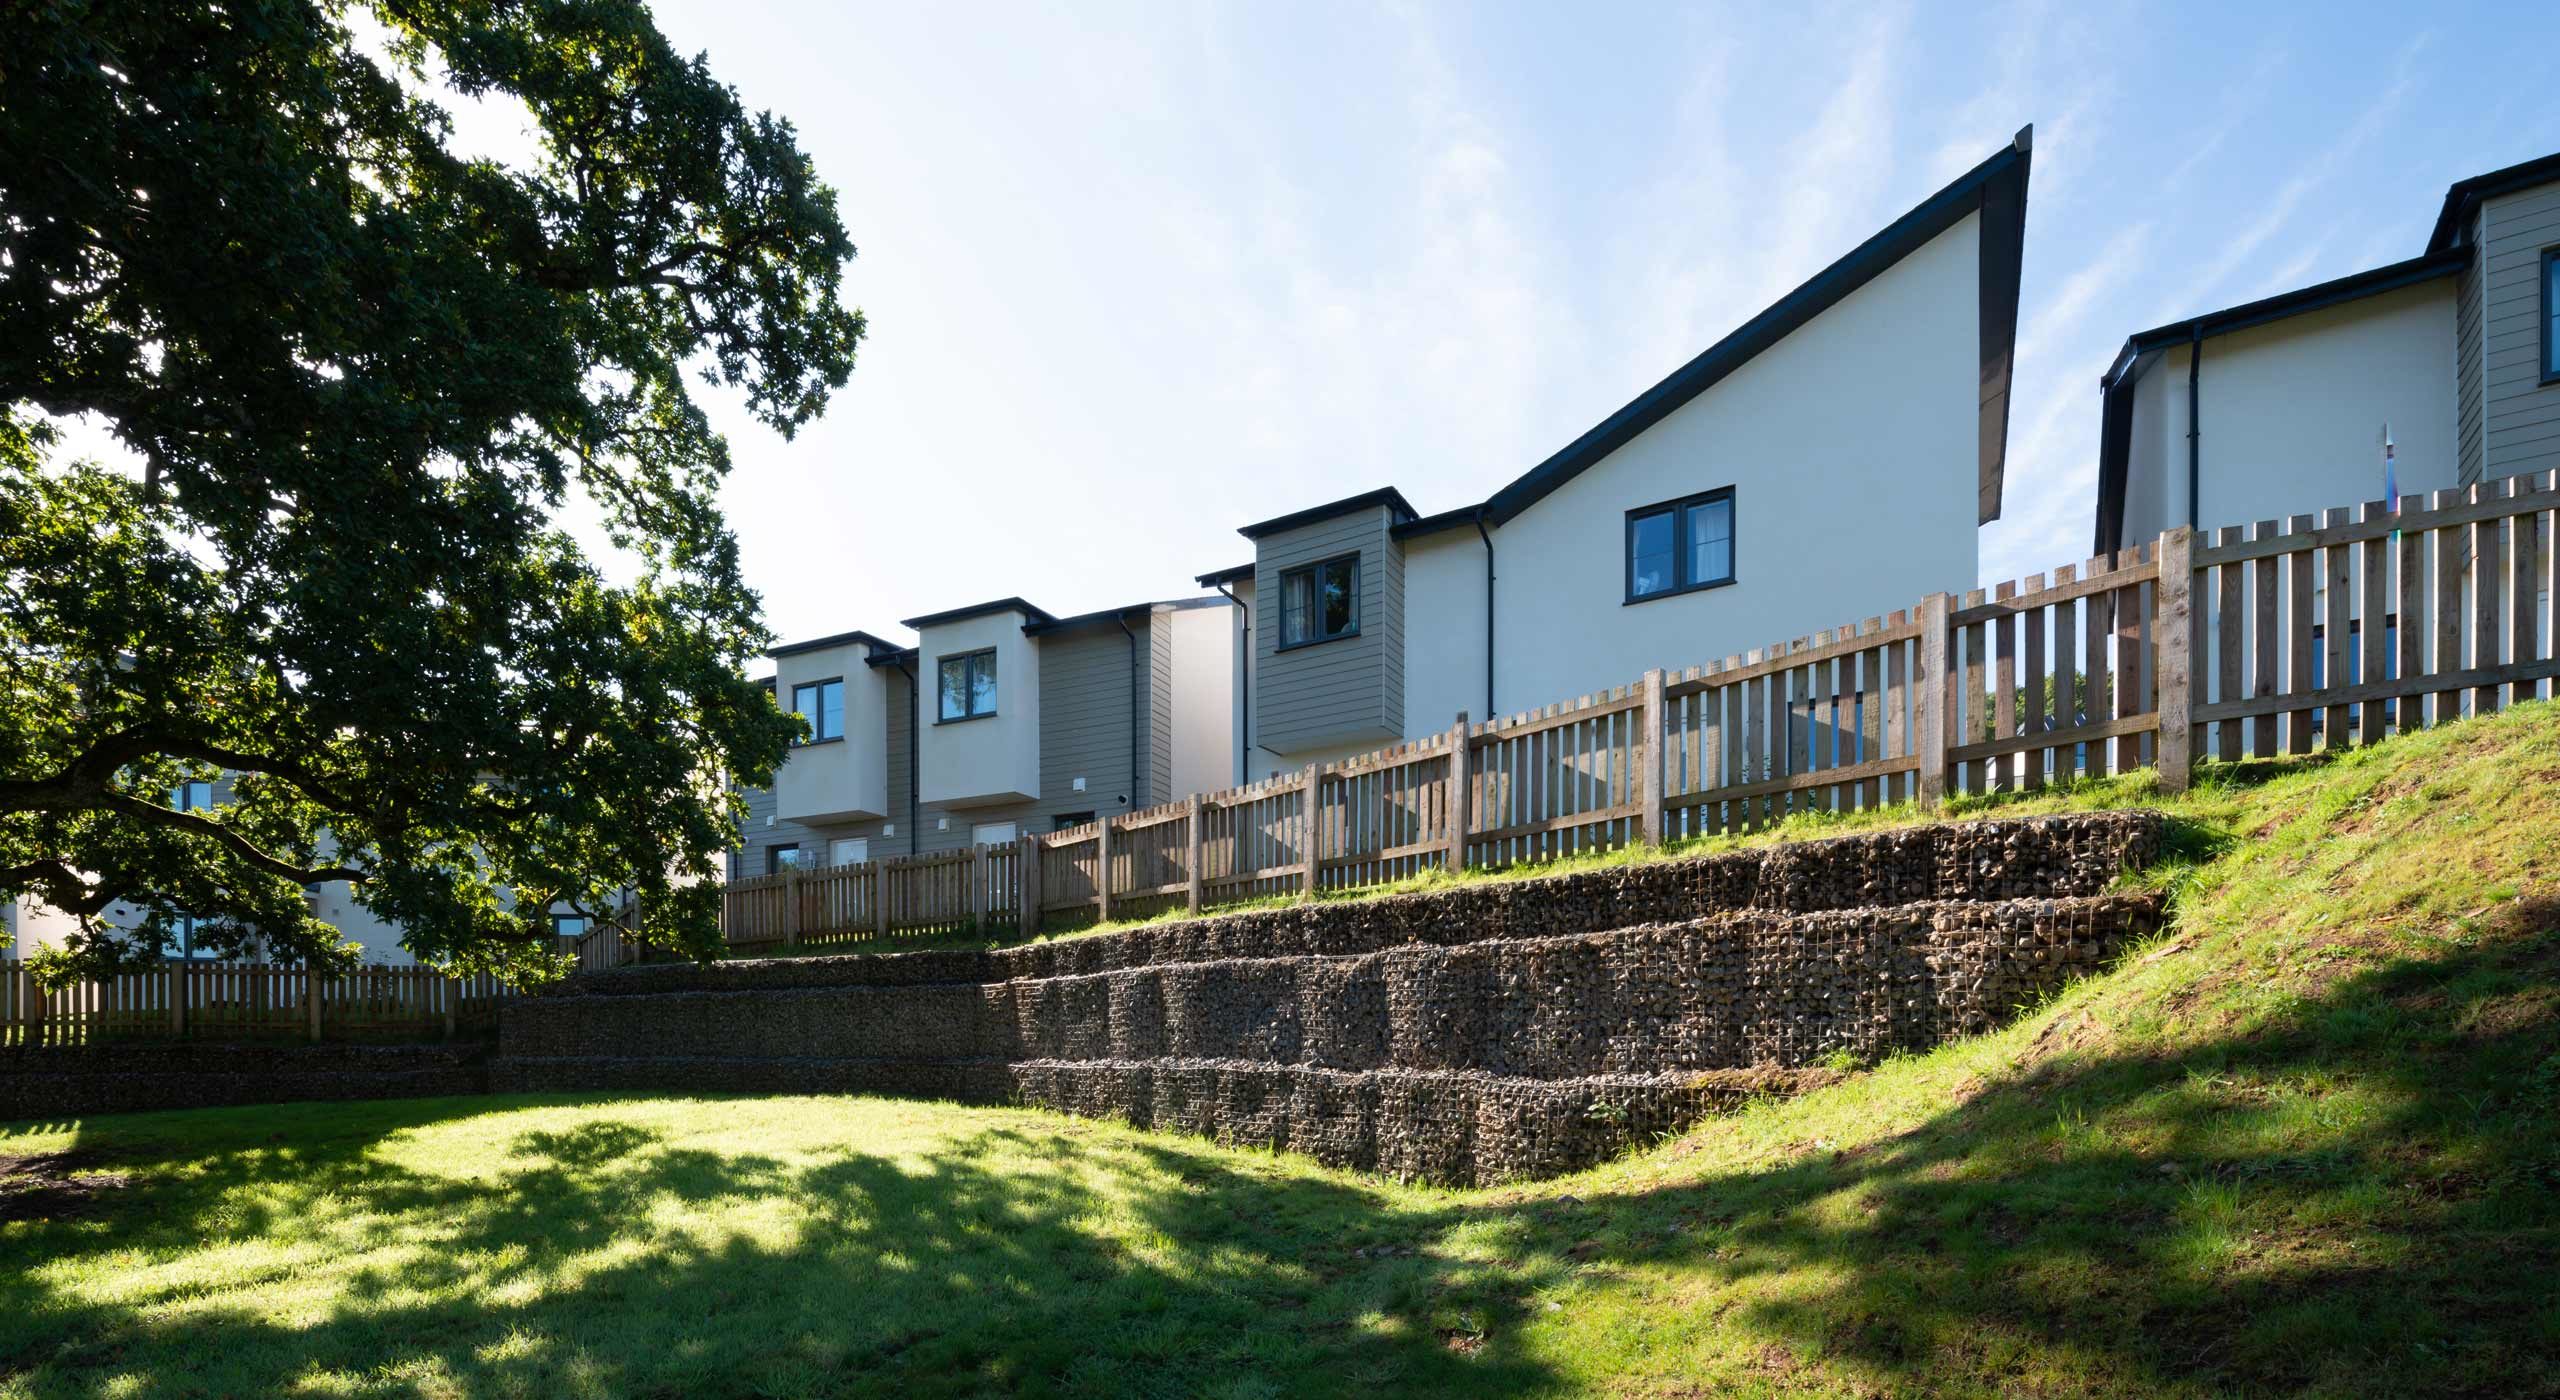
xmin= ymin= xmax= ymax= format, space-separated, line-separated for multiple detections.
xmin=790 ymin=675 xmax=845 ymax=745
xmin=935 ymin=648 xmax=999 ymax=723
xmin=2542 ymin=245 xmax=2559 ymax=386
xmin=767 ymin=843 xmax=804 ymax=875
xmin=551 ymin=912 xmax=589 ymax=941
xmin=1053 ymin=811 xmax=1096 ymax=832
xmin=1624 ymin=487 xmax=1738 ymax=605
xmin=1276 ymin=552 xmax=1362 ymax=651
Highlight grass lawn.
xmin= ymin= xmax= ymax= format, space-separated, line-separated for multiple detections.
xmin=7 ymin=705 xmax=2560 ymax=1398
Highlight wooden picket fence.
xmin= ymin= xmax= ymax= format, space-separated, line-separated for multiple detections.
xmin=722 ymin=842 xmax=1021 ymax=953
xmin=726 ymin=473 xmax=2559 ymax=944
xmin=0 ymin=958 xmax=524 ymax=1047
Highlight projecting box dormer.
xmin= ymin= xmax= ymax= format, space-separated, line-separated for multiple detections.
xmin=771 ymin=631 xmax=894 ymax=825
xmin=905 ymin=597 xmax=1052 ymax=809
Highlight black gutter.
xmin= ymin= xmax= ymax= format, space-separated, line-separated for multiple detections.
xmin=768 ymin=627 xmax=900 ymax=659
xmin=1473 ymin=509 xmax=1496 ymax=718
xmin=2427 ymin=148 xmax=2560 ymax=252
xmin=1208 ymin=581 xmax=1250 ymax=785
xmin=1113 ymin=614 xmax=1140 ymax=810
xmin=1235 ymin=486 xmax=1418 ymax=540
xmin=1390 ymin=503 xmax=1486 ymax=541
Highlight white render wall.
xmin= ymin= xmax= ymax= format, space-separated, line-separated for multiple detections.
xmin=1489 ymin=211 xmax=1983 ymax=708
xmin=771 ymin=637 xmax=890 ymax=824
xmin=916 ymin=611 xmax=1042 ymax=808
xmin=2122 ymin=278 xmax=2461 ymax=544
xmin=1168 ymin=602 xmax=1239 ymax=796
xmin=1399 ymin=528 xmax=1489 ymax=735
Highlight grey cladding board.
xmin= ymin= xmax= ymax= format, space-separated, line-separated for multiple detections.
xmin=2483 ymin=185 xmax=2560 ymax=475
xmin=2458 ymin=208 xmax=2486 ymax=486
xmin=1253 ymin=506 xmax=1401 ymax=753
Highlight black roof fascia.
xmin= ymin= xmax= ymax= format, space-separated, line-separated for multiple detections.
xmin=2427 ymin=149 xmax=2560 ymax=252
xmin=1194 ymin=562 xmax=1254 ymax=587
xmin=1389 ymin=503 xmax=1485 ymax=540
xmin=862 ymin=645 xmax=917 ymax=669
xmin=1481 ymin=126 xmax=2035 ymax=529
xmin=1022 ymin=603 xmax=1153 ymax=636
xmin=767 ymin=628 xmax=899 ymax=659
xmin=897 ymin=597 xmax=1058 ymax=630
xmin=1235 ymin=486 xmax=1418 ymax=540
xmin=2108 ymin=249 xmax=2471 ymax=379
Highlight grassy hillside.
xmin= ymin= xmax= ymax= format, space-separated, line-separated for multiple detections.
xmin=5 ymin=705 xmax=2558 ymax=1398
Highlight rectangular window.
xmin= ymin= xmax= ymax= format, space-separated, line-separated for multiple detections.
xmin=171 ymin=913 xmax=220 ymax=961
xmin=1278 ymin=554 xmax=1360 ymax=648
xmin=171 ymin=781 xmax=213 ymax=811
xmin=791 ymin=677 xmax=845 ymax=743
xmin=828 ymin=837 xmax=869 ymax=867
xmin=1053 ymin=811 xmax=1095 ymax=832
xmin=551 ymin=913 xmax=588 ymax=941
xmin=2543 ymin=246 xmax=2559 ymax=383
xmin=1626 ymin=489 xmax=1736 ymax=602
xmin=937 ymin=649 xmax=998 ymax=721
xmin=971 ymin=821 xmax=1018 ymax=847
xmin=767 ymin=843 xmax=804 ymax=875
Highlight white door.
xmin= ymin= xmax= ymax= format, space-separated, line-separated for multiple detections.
xmin=828 ymin=837 xmax=869 ymax=867
xmin=970 ymin=821 xmax=1017 ymax=847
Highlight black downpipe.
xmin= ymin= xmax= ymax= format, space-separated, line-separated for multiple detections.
xmin=1473 ymin=509 xmax=1496 ymax=717
xmin=896 ymin=656 xmax=919 ymax=853
xmin=1210 ymin=583 xmax=1249 ymax=785
xmin=2186 ymin=327 xmax=2203 ymax=531
xmin=1114 ymin=614 xmax=1139 ymax=810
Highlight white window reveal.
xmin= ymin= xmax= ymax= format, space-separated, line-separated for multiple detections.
xmin=791 ymin=676 xmax=845 ymax=742
xmin=970 ymin=821 xmax=1017 ymax=847
xmin=937 ymin=649 xmax=998 ymax=721
xmin=1626 ymin=488 xmax=1736 ymax=603
xmin=828 ymin=837 xmax=869 ymax=866
xmin=1278 ymin=553 xmax=1360 ymax=648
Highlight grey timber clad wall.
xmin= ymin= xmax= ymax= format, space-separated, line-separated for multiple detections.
xmin=2484 ymin=186 xmax=2560 ymax=478
xmin=2458 ymin=207 xmax=2487 ymax=486
xmin=1253 ymin=505 xmax=1400 ymax=754
xmin=1148 ymin=608 xmax=1175 ymax=802
xmin=1032 ymin=622 xmax=1149 ymax=831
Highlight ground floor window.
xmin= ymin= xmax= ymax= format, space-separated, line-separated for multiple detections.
xmin=971 ymin=821 xmax=1017 ymax=847
xmin=768 ymin=844 xmax=805 ymax=875
xmin=829 ymin=837 xmax=869 ymax=866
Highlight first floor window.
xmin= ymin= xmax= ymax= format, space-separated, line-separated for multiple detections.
xmin=551 ymin=914 xmax=588 ymax=941
xmin=1279 ymin=554 xmax=1360 ymax=647
xmin=768 ymin=843 xmax=805 ymax=875
xmin=171 ymin=781 xmax=213 ymax=812
xmin=938 ymin=649 xmax=998 ymax=721
xmin=791 ymin=677 xmax=845 ymax=742
xmin=1627 ymin=489 xmax=1735 ymax=601
xmin=2543 ymin=246 xmax=2558 ymax=382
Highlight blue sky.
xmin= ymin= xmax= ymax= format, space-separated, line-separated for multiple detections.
xmin=628 ymin=2 xmax=2557 ymax=649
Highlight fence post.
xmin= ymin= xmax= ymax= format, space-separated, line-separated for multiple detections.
xmin=1017 ymin=834 xmax=1040 ymax=938
xmin=1444 ymin=714 xmax=1472 ymax=873
xmin=1916 ymin=592 xmax=1952 ymax=807
xmin=1095 ymin=817 xmax=1115 ymax=923
xmin=968 ymin=844 xmax=986 ymax=929
xmin=1184 ymin=795 xmax=1204 ymax=915
xmin=874 ymin=858 xmax=891 ymax=938
xmin=1300 ymin=763 xmax=1323 ymax=899
xmin=443 ymin=974 xmax=459 ymax=1038
xmin=305 ymin=964 xmax=323 ymax=1043
xmin=2155 ymin=527 xmax=2196 ymax=793
xmin=169 ymin=960 xmax=185 ymax=1038
xmin=1637 ymin=669 xmax=1666 ymax=846
xmin=783 ymin=868 xmax=803 ymax=949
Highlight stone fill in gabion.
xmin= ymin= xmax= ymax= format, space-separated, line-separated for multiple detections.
xmin=0 ymin=1042 xmax=487 ymax=1121
xmin=491 ymin=812 xmax=2170 ymax=1184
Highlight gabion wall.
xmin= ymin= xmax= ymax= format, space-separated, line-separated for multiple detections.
xmin=493 ymin=813 xmax=2169 ymax=1185
xmin=0 ymin=1042 xmax=487 ymax=1121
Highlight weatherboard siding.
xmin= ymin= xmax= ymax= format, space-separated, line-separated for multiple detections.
xmin=1253 ymin=506 xmax=1400 ymax=755
xmin=2457 ymin=207 xmax=2487 ymax=487
xmin=2482 ymin=185 xmax=2560 ymax=477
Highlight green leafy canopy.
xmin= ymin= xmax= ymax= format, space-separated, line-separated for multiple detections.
xmin=0 ymin=0 xmax=860 ymax=979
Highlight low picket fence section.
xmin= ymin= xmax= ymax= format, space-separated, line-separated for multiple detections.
xmin=0 ymin=958 xmax=522 ymax=1047
xmin=722 ymin=842 xmax=1020 ymax=952
xmin=723 ymin=474 xmax=2557 ymax=945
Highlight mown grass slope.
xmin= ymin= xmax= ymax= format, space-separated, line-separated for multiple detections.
xmin=5 ymin=704 xmax=2559 ymax=1398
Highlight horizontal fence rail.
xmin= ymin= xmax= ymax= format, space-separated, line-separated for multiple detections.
xmin=0 ymin=959 xmax=522 ymax=1047
xmin=722 ymin=474 xmax=2559 ymax=947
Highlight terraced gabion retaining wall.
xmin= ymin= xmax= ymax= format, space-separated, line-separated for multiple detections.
xmin=0 ymin=1043 xmax=488 ymax=1122
xmin=574 ymin=813 xmax=2167 ymax=997
xmin=493 ymin=813 xmax=2168 ymax=1184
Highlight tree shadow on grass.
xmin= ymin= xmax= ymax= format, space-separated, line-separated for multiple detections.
xmin=2 ymin=914 xmax=2557 ymax=1398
